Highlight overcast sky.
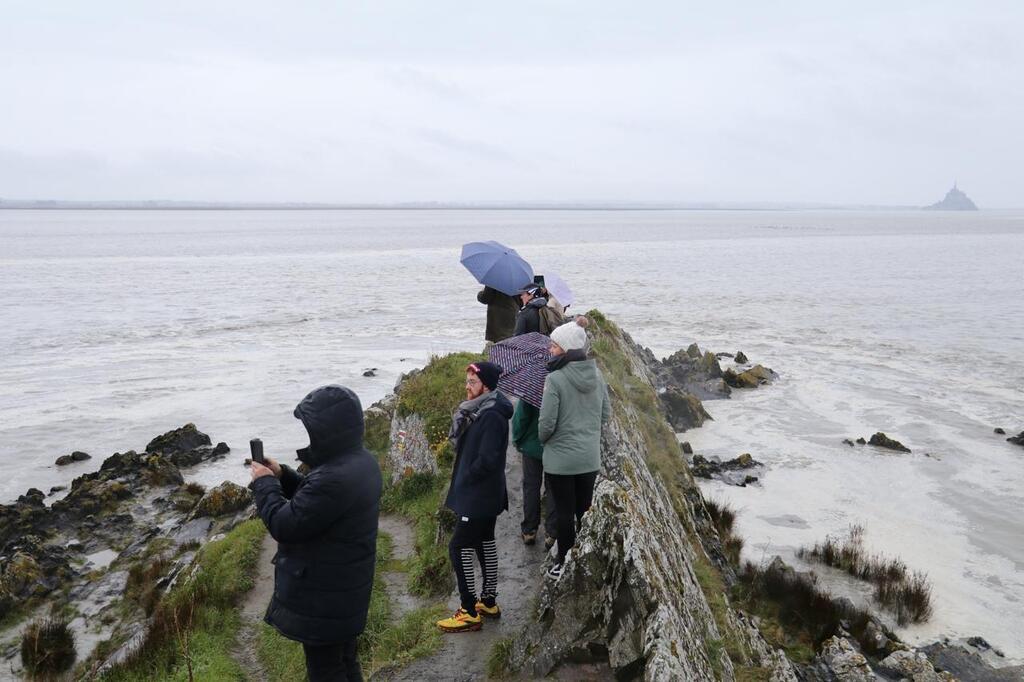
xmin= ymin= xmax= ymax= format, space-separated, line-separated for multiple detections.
xmin=2 ymin=2 xmax=1022 ymax=206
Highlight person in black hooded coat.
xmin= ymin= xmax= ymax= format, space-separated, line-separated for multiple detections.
xmin=250 ymin=385 xmax=382 ymax=682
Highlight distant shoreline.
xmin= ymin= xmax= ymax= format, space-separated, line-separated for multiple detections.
xmin=0 ymin=202 xmax=930 ymax=211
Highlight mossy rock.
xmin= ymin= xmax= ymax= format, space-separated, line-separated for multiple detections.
xmin=660 ymin=388 xmax=712 ymax=432
xmin=2 ymin=551 xmax=42 ymax=596
xmin=193 ymin=481 xmax=252 ymax=518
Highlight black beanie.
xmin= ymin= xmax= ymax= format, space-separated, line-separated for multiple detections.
xmin=468 ymin=361 xmax=503 ymax=390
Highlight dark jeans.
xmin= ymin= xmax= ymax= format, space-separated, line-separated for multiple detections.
xmin=303 ymin=638 xmax=361 ymax=682
xmin=545 ymin=471 xmax=599 ymax=565
xmin=448 ymin=515 xmax=498 ymax=614
xmin=521 ymin=455 xmax=557 ymax=538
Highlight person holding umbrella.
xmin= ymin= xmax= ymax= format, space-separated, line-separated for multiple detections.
xmin=476 ymin=286 xmax=519 ymax=343
xmin=539 ymin=320 xmax=610 ymax=579
xmin=460 ymin=241 xmax=533 ymax=343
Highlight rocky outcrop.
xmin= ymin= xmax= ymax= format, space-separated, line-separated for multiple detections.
xmin=145 ymin=423 xmax=229 ymax=467
xmin=818 ymin=636 xmax=875 ymax=681
xmin=724 ymin=364 xmax=777 ymax=389
xmin=0 ymin=424 xmax=249 ymax=670
xmin=690 ymin=453 xmax=762 ymax=487
xmin=661 ymin=387 xmax=712 ymax=431
xmin=191 ymin=481 xmax=252 ymax=518
xmin=1007 ymin=431 xmax=1024 ymax=447
xmin=868 ymin=432 xmax=911 ymax=453
xmin=505 ymin=312 xmax=796 ymax=680
xmin=920 ymin=642 xmax=1024 ymax=681
xmin=925 ymin=183 xmax=978 ymax=211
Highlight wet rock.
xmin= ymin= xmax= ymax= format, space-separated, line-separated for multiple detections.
xmin=860 ymin=620 xmax=891 ymax=655
xmin=878 ymin=649 xmax=954 ymax=681
xmin=993 ymin=428 xmax=1005 ymax=435
xmin=71 ymin=451 xmax=91 ymax=462
xmin=363 ymin=368 xmax=377 ymax=377
xmin=49 ymin=486 xmax=67 ymax=495
xmin=680 ymin=441 xmax=693 ymax=455
xmin=818 ymin=636 xmax=875 ymax=681
xmin=18 ymin=488 xmax=46 ymax=506
xmin=212 ymin=442 xmax=230 ymax=456
xmin=191 ymin=481 xmax=252 ymax=518
xmin=55 ymin=455 xmax=74 ymax=466
xmin=387 ymin=413 xmax=438 ymax=482
xmin=723 ymin=365 xmax=775 ymax=388
xmin=734 ymin=351 xmax=749 ymax=364
xmin=868 ymin=432 xmax=911 ymax=453
xmin=145 ymin=423 xmax=211 ymax=455
xmin=920 ymin=642 xmax=1023 ymax=681
xmin=715 ymin=352 xmax=734 ymax=359
xmin=843 ymin=438 xmax=856 ymax=447
xmin=660 ymin=388 xmax=712 ymax=432
xmin=691 ymin=453 xmax=762 ymax=485
xmin=698 ymin=351 xmax=723 ymax=378
xmin=685 ymin=342 xmax=701 ymax=359
xmin=1007 ymin=431 xmax=1024 ymax=447
xmin=966 ymin=636 xmax=993 ymax=652
xmin=856 ymin=437 xmax=866 ymax=445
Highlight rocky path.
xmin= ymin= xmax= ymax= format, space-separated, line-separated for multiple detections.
xmin=231 ymin=530 xmax=276 ymax=682
xmin=384 ymin=445 xmax=550 ymax=682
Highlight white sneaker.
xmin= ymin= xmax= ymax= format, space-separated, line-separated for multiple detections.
xmin=546 ymin=563 xmax=563 ymax=579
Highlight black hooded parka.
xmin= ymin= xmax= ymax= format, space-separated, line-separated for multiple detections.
xmin=250 ymin=385 xmax=382 ymax=645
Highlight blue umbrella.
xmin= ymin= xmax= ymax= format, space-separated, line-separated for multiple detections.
xmin=460 ymin=241 xmax=534 ymax=296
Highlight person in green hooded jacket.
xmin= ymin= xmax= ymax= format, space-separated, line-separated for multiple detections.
xmin=538 ymin=318 xmax=610 ymax=578
xmin=511 ymin=400 xmax=557 ymax=547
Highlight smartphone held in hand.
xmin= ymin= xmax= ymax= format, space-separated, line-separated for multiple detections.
xmin=249 ymin=438 xmax=265 ymax=464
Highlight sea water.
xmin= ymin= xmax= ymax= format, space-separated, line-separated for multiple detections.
xmin=1 ymin=208 xmax=1022 ymax=658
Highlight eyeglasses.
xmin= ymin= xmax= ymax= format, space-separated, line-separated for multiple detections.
xmin=465 ymin=378 xmax=482 ymax=387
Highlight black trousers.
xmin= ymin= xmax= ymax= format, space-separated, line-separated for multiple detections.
xmin=545 ymin=471 xmax=598 ymax=565
xmin=303 ymin=638 xmax=361 ymax=682
xmin=521 ymin=455 xmax=557 ymax=538
xmin=448 ymin=515 xmax=498 ymax=614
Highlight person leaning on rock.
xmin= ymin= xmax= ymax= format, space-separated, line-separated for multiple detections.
xmin=477 ymin=285 xmax=519 ymax=343
xmin=539 ymin=320 xmax=610 ymax=579
xmin=436 ymin=361 xmax=513 ymax=633
xmin=249 ymin=385 xmax=382 ymax=682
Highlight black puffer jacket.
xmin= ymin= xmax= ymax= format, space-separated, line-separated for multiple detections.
xmin=251 ymin=385 xmax=382 ymax=645
xmin=444 ymin=391 xmax=513 ymax=518
xmin=477 ymin=286 xmax=519 ymax=342
xmin=513 ymin=296 xmax=549 ymax=336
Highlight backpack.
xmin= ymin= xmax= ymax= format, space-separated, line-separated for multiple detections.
xmin=537 ymin=305 xmax=565 ymax=336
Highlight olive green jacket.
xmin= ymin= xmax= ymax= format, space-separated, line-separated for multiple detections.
xmin=538 ymin=359 xmax=611 ymax=475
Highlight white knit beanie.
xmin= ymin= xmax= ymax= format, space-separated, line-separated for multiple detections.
xmin=550 ymin=320 xmax=588 ymax=352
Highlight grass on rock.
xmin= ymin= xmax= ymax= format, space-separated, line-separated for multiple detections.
xmin=797 ymin=525 xmax=933 ymax=625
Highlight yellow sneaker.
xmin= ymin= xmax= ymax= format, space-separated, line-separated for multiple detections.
xmin=436 ymin=608 xmax=482 ymax=633
xmin=475 ymin=601 xmax=501 ymax=619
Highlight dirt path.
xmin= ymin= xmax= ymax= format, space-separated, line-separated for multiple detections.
xmin=378 ymin=514 xmax=429 ymax=619
xmin=383 ymin=445 xmax=549 ymax=682
xmin=231 ymin=530 xmax=276 ymax=682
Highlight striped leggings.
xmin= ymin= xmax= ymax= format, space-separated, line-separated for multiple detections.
xmin=449 ymin=515 xmax=498 ymax=614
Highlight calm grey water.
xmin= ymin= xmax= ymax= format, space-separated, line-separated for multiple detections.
xmin=1 ymin=209 xmax=1023 ymax=658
